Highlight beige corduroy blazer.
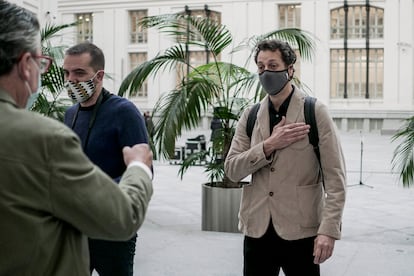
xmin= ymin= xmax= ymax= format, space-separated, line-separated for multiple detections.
xmin=225 ymin=87 xmax=346 ymax=240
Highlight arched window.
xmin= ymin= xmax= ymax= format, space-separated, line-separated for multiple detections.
xmin=330 ymin=5 xmax=384 ymax=99
xmin=331 ymin=5 xmax=384 ymax=39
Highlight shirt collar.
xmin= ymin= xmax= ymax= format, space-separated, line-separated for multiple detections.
xmin=267 ymin=85 xmax=295 ymax=116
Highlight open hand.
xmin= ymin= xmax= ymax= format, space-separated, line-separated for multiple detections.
xmin=263 ymin=116 xmax=310 ymax=156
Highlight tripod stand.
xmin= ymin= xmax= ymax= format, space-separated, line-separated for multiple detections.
xmin=348 ymin=131 xmax=373 ymax=188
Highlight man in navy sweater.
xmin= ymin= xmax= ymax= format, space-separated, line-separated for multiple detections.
xmin=63 ymin=42 xmax=149 ymax=276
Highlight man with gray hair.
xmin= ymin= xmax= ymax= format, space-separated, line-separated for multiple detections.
xmin=0 ymin=1 xmax=153 ymax=275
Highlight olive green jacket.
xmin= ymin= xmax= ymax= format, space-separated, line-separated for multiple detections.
xmin=0 ymin=89 xmax=153 ymax=275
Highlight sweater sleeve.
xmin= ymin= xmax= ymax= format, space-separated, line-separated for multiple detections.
xmin=116 ymin=100 xmax=148 ymax=147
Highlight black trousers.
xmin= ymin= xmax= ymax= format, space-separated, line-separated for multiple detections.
xmin=89 ymin=234 xmax=137 ymax=276
xmin=244 ymin=223 xmax=320 ymax=276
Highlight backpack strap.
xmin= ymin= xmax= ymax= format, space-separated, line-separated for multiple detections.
xmin=304 ymin=96 xmax=324 ymax=187
xmin=246 ymin=103 xmax=260 ymax=139
xmin=304 ymin=96 xmax=319 ymax=158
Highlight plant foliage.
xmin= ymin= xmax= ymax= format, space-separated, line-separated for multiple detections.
xmin=31 ymin=22 xmax=76 ymax=120
xmin=119 ymin=12 xmax=315 ymax=187
xmin=392 ymin=117 xmax=414 ymax=187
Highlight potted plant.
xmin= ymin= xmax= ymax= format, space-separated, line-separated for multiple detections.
xmin=119 ymin=12 xmax=315 ymax=232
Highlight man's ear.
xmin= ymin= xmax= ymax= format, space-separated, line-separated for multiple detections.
xmin=17 ymin=52 xmax=32 ymax=81
xmin=288 ymin=65 xmax=295 ymax=80
xmin=96 ymin=70 xmax=105 ymax=81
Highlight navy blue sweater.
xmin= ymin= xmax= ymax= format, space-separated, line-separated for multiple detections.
xmin=64 ymin=89 xmax=148 ymax=182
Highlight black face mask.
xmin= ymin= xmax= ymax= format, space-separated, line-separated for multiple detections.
xmin=259 ymin=69 xmax=290 ymax=96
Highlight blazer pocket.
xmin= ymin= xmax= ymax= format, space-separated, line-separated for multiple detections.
xmin=297 ymin=183 xmax=324 ymax=228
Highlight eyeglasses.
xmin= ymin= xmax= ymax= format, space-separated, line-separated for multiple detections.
xmin=31 ymin=55 xmax=53 ymax=74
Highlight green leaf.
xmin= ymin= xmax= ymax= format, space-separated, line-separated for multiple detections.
xmin=392 ymin=117 xmax=414 ymax=187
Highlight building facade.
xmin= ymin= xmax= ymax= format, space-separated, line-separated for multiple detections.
xmin=11 ymin=0 xmax=414 ymax=133
xmin=9 ymin=0 xmax=58 ymax=26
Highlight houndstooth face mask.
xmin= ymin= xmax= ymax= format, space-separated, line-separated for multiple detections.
xmin=65 ymin=71 xmax=101 ymax=103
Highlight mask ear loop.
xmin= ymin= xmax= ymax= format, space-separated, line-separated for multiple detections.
xmin=92 ymin=70 xmax=104 ymax=82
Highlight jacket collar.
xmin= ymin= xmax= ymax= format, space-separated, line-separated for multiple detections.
xmin=0 ymin=88 xmax=18 ymax=108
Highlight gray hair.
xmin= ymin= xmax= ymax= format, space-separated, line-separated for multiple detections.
xmin=0 ymin=0 xmax=40 ymax=75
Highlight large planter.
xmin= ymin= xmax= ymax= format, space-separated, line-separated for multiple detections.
xmin=201 ymin=183 xmax=243 ymax=233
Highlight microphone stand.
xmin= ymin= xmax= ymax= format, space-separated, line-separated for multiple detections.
xmin=348 ymin=131 xmax=373 ymax=188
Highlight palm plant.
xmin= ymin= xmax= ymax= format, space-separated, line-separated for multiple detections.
xmin=391 ymin=117 xmax=414 ymax=187
xmin=119 ymin=13 xmax=315 ymax=188
xmin=31 ymin=22 xmax=76 ymax=121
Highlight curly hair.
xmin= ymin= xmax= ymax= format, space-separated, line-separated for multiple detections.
xmin=254 ymin=39 xmax=296 ymax=66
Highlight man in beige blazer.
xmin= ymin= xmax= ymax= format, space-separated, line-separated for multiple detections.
xmin=0 ymin=1 xmax=153 ymax=275
xmin=225 ymin=39 xmax=346 ymax=276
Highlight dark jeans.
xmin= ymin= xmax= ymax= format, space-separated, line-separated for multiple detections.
xmin=89 ymin=234 xmax=137 ymax=276
xmin=244 ymin=223 xmax=320 ymax=276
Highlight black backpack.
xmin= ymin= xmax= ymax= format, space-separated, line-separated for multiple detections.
xmin=246 ymin=96 xmax=324 ymax=185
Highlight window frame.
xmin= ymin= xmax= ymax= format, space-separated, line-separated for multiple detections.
xmin=129 ymin=52 xmax=148 ymax=98
xmin=129 ymin=10 xmax=148 ymax=44
xmin=76 ymin=13 xmax=94 ymax=43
